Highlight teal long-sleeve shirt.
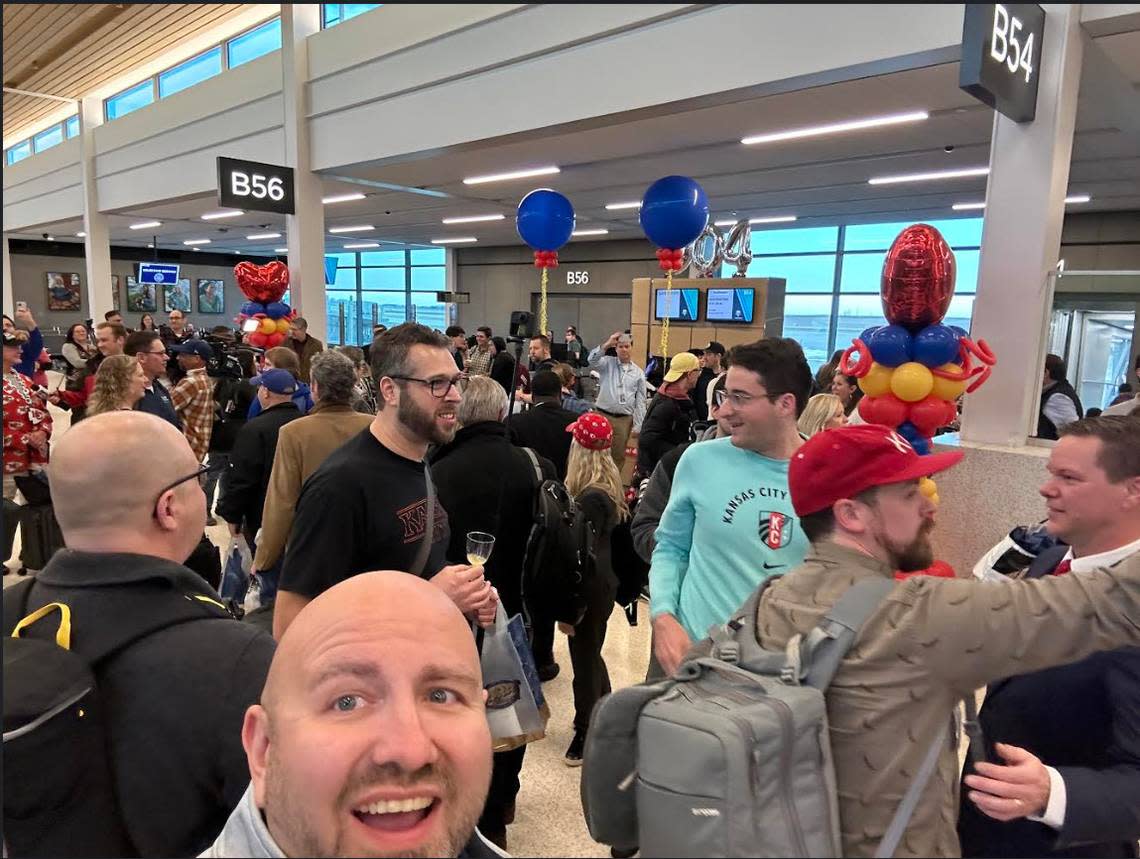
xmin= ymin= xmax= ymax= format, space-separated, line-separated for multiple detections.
xmin=649 ymin=436 xmax=809 ymax=641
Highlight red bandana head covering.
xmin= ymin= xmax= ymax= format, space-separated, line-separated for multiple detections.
xmin=566 ymin=412 xmax=614 ymax=451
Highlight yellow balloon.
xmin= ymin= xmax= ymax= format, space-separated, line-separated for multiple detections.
xmin=930 ymin=363 xmax=967 ymax=401
xmin=919 ymin=477 xmax=938 ymax=498
xmin=276 ymin=318 xmax=290 ymax=334
xmin=259 ymin=317 xmax=277 ymax=335
xmin=930 ymin=493 xmax=940 ymax=507
xmin=890 ymin=362 xmax=934 ymax=403
xmin=858 ymin=362 xmax=894 ymax=398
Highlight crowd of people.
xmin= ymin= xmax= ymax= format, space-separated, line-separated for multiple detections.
xmin=2 ymin=303 xmax=1139 ymax=859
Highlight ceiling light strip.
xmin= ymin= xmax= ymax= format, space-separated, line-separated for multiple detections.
xmin=201 ymin=210 xmax=244 ymax=220
xmin=742 ymin=110 xmax=929 ymax=145
xmin=246 ymin=232 xmax=282 ymax=240
xmin=129 ymin=221 xmax=162 ymax=230
xmin=441 ymin=214 xmax=505 ymax=224
xmin=868 ymin=166 xmax=990 ymax=185
xmin=463 ymin=166 xmax=560 ymax=185
xmin=328 ymin=225 xmax=373 ymax=234
xmin=605 ymin=201 xmax=641 ymax=211
xmin=322 ymin=193 xmax=367 ymax=204
xmin=431 ymin=237 xmax=478 ymax=244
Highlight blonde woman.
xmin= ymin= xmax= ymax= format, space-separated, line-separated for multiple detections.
xmin=561 ymin=411 xmax=629 ymax=767
xmin=797 ymin=393 xmax=847 ymax=437
xmin=87 ymin=354 xmax=147 ymax=417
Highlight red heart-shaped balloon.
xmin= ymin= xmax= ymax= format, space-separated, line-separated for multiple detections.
xmin=881 ymin=224 xmax=956 ymax=332
xmin=234 ymin=261 xmax=290 ymax=304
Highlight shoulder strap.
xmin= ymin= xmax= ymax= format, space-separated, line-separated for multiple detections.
xmin=521 ymin=447 xmax=544 ymax=487
xmin=874 ymin=717 xmax=950 ymax=858
xmin=410 ymin=461 xmax=436 ymax=577
xmin=708 ymin=576 xmax=787 ymax=674
xmin=799 ymin=577 xmax=896 ymax=690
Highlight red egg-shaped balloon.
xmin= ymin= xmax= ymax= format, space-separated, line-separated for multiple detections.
xmin=859 ymin=392 xmax=909 ymax=428
xmin=881 ymin=224 xmax=956 ymax=332
xmin=907 ymin=395 xmax=956 ymax=437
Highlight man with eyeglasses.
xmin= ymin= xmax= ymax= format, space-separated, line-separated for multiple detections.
xmin=125 ymin=330 xmax=182 ymax=429
xmin=2 ymin=411 xmax=275 ymax=857
xmin=273 ymin=324 xmax=498 ymax=640
xmin=648 ymin=338 xmax=813 ymax=679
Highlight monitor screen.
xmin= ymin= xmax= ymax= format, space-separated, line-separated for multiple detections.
xmin=137 ymin=263 xmax=180 ymax=286
xmin=324 ymin=256 xmax=339 ymax=286
xmin=654 ymin=288 xmax=699 ymax=321
xmin=706 ymin=287 xmax=755 ymax=323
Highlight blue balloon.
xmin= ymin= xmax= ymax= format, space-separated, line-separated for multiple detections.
xmin=266 ymin=301 xmax=290 ymax=320
xmin=241 ymin=301 xmax=266 ymax=317
xmin=859 ymin=326 xmax=882 ymax=343
xmin=516 ymin=189 xmax=575 ymax=252
xmin=912 ymin=324 xmax=960 ymax=368
xmin=897 ymin=421 xmax=931 ymax=455
xmin=866 ymin=324 xmax=914 ymax=368
xmin=949 ymin=326 xmax=968 ymax=339
xmin=639 ymin=175 xmax=709 ymax=249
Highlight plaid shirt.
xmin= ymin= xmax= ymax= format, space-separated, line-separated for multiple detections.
xmin=169 ymin=368 xmax=215 ymax=463
xmin=464 ymin=345 xmax=494 ymax=377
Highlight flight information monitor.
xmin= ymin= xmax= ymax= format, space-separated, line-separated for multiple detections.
xmin=706 ymin=287 xmax=754 ymax=323
xmin=654 ymin=288 xmax=699 ymax=321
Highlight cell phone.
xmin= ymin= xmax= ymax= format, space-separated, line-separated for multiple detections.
xmin=16 ymin=301 xmax=28 ymax=312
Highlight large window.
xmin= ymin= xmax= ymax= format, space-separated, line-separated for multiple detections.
xmin=726 ymin=218 xmax=983 ymax=371
xmin=325 ymin=248 xmax=447 ymax=345
xmin=106 ymin=79 xmax=156 ymax=120
xmin=159 ymin=47 xmax=223 ymax=98
xmin=322 ymin=4 xmax=382 ymax=27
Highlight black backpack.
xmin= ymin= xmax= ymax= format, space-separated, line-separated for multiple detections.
xmin=518 ymin=450 xmax=596 ymax=627
xmin=2 ymin=577 xmax=234 ymax=858
xmin=209 ymin=374 xmax=247 ymax=453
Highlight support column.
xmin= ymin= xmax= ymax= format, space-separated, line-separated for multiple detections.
xmin=280 ymin=5 xmax=326 ymax=342
xmin=78 ymin=96 xmax=114 ymax=317
xmin=961 ymin=4 xmax=1084 ymax=446
xmin=2 ymin=234 xmax=13 ymax=318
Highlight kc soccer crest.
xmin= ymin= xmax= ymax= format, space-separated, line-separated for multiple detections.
xmin=758 ymin=511 xmax=793 ymax=550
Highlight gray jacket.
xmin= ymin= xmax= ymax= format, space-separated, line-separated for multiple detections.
xmin=202 ymin=785 xmax=509 ymax=858
xmin=630 ymin=425 xmax=718 ymax=562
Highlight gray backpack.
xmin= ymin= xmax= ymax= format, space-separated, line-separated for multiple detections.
xmin=581 ymin=577 xmax=949 ymax=858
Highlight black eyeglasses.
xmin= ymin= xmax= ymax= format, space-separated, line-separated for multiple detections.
xmin=143 ymin=348 xmax=167 ymax=357
xmin=152 ymin=464 xmax=209 ymax=517
xmin=389 ymin=375 xmax=463 ymax=398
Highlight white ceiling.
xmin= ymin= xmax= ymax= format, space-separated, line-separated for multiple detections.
xmin=12 ymin=32 xmax=1140 ymax=257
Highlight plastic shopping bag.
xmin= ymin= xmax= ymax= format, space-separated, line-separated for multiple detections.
xmin=219 ymin=535 xmax=253 ymax=601
xmin=972 ymin=522 xmax=1063 ymax=582
xmin=481 ymin=603 xmax=550 ymax=753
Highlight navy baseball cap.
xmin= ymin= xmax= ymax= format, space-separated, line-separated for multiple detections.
xmin=250 ymin=368 xmax=298 ymax=395
xmin=169 ymin=339 xmax=213 ymax=361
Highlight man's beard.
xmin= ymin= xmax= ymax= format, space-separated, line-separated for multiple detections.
xmin=398 ymin=393 xmax=456 ymax=446
xmin=886 ymin=520 xmax=936 ymax=572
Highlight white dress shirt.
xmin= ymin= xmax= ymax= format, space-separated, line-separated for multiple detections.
xmin=1028 ymin=535 xmax=1140 ymax=829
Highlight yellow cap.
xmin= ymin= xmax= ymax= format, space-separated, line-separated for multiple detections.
xmin=663 ymin=351 xmax=702 ymax=383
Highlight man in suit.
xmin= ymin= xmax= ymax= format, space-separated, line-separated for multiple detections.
xmin=959 ymin=414 xmax=1140 ymax=858
xmin=508 ymin=369 xmax=577 ymax=480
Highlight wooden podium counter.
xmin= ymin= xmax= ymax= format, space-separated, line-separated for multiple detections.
xmin=628 ymin=277 xmax=787 ymax=366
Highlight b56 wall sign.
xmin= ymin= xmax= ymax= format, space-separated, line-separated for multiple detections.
xmin=960 ymin=3 xmax=1046 ymax=123
xmin=217 ymin=157 xmax=296 ymax=214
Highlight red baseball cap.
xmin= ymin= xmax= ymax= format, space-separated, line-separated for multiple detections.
xmin=789 ymin=424 xmax=964 ymax=516
xmin=566 ymin=412 xmax=614 ymax=451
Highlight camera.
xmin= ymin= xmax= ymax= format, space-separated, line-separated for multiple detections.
xmin=507 ymin=310 xmax=535 ymax=342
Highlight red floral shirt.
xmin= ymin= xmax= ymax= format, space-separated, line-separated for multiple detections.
xmin=3 ymin=370 xmax=52 ymax=476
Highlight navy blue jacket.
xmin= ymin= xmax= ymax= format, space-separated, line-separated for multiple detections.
xmin=958 ymin=545 xmax=1140 ymax=858
xmin=135 ymin=378 xmax=182 ymax=430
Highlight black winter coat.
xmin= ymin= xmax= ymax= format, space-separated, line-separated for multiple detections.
xmin=637 ymin=392 xmax=697 ymax=478
xmin=430 ymin=421 xmax=555 ymax=616
xmin=216 ymin=402 xmax=302 ymax=538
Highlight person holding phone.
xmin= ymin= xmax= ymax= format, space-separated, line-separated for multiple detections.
xmin=3 ymin=305 xmax=44 ymax=380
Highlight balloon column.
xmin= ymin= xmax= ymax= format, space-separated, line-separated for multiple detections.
xmin=234 ymin=260 xmax=294 ymax=349
xmin=838 ymin=224 xmax=997 ymax=463
xmin=639 ymin=176 xmax=709 ymax=357
xmin=517 ymin=190 xmax=575 ymax=337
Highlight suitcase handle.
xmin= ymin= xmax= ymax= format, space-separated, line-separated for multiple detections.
xmin=11 ymin=602 xmax=72 ymax=650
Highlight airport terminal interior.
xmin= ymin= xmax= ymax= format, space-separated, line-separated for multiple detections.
xmin=3 ymin=4 xmax=1140 ymax=858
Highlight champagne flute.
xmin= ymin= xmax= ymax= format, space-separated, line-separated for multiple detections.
xmin=466 ymin=531 xmax=495 ymax=567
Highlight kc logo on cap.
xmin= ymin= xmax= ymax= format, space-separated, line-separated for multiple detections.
xmin=789 ymin=424 xmax=964 ymax=516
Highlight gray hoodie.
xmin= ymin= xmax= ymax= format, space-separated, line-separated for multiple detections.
xmin=201 ymin=785 xmax=508 ymax=858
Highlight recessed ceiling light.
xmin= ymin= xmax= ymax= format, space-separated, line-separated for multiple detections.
xmin=605 ymin=201 xmax=642 ymax=211
xmin=328 ymin=225 xmax=373 ymax=234
xmin=1064 ymin=194 xmax=1090 ymax=204
xmin=322 ymin=192 xmax=367 ymax=204
xmin=463 ymin=166 xmax=560 ymax=185
xmin=129 ymin=220 xmax=162 ymax=230
xmin=431 ymin=237 xmax=478 ymax=244
xmin=147 ymin=243 xmax=154 ymax=248
xmin=951 ymin=202 xmax=986 ymax=211
xmin=76 ymin=231 xmax=86 ymax=237
xmin=441 ymin=214 xmax=505 ymax=224
xmin=571 ymin=229 xmax=609 ymax=237
xmin=201 ymin=210 xmax=244 ymax=220
xmin=246 ymin=232 xmax=282 ymax=240
xmin=193 ymin=248 xmax=201 ymax=252
xmin=183 ymin=239 xmax=211 ymax=246
xmin=45 ymin=235 xmax=55 ymax=241
xmin=868 ymin=166 xmax=989 ymax=185
xmin=274 ymin=247 xmax=288 ymax=253
xmin=742 ymin=110 xmax=929 ymax=146
xmin=343 ymin=242 xmax=381 ymax=249
xmin=233 ymin=250 xmax=240 ymax=254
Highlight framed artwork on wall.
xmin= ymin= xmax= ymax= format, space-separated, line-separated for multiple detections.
xmin=197 ymin=279 xmax=225 ymax=314
xmin=46 ymin=272 xmax=82 ymax=311
xmin=111 ymin=275 xmax=121 ymax=312
xmin=164 ymin=279 xmax=192 ymax=313
xmin=126 ymin=276 xmax=157 ymax=312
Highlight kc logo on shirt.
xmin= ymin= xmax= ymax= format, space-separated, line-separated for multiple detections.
xmin=758 ymin=511 xmax=793 ymax=550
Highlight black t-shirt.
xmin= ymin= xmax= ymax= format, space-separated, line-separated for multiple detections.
xmin=279 ymin=429 xmax=450 ymax=598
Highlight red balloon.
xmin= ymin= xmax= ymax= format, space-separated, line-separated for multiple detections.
xmin=895 ymin=559 xmax=956 ymax=581
xmin=881 ymin=224 xmax=956 ymax=332
xmin=908 ymin=395 xmax=955 ymax=436
xmin=248 ymin=331 xmax=269 ymax=348
xmin=234 ymin=260 xmax=290 ymax=305
xmin=859 ymin=393 xmax=908 ymax=428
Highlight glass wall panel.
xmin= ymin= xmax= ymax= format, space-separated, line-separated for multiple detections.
xmin=159 ymin=47 xmax=222 ymax=98
xmin=361 ymin=267 xmax=405 ymax=290
xmin=410 ymin=292 xmax=446 ymax=331
xmin=751 ymin=226 xmax=839 ymax=255
xmin=32 ymin=124 xmax=63 ymax=152
xmin=740 ymin=254 xmax=836 ymax=293
xmin=106 ymin=80 xmax=155 ymax=119
xmin=228 ymin=18 xmax=281 ymax=68
xmin=783 ymin=295 xmax=834 ymax=371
